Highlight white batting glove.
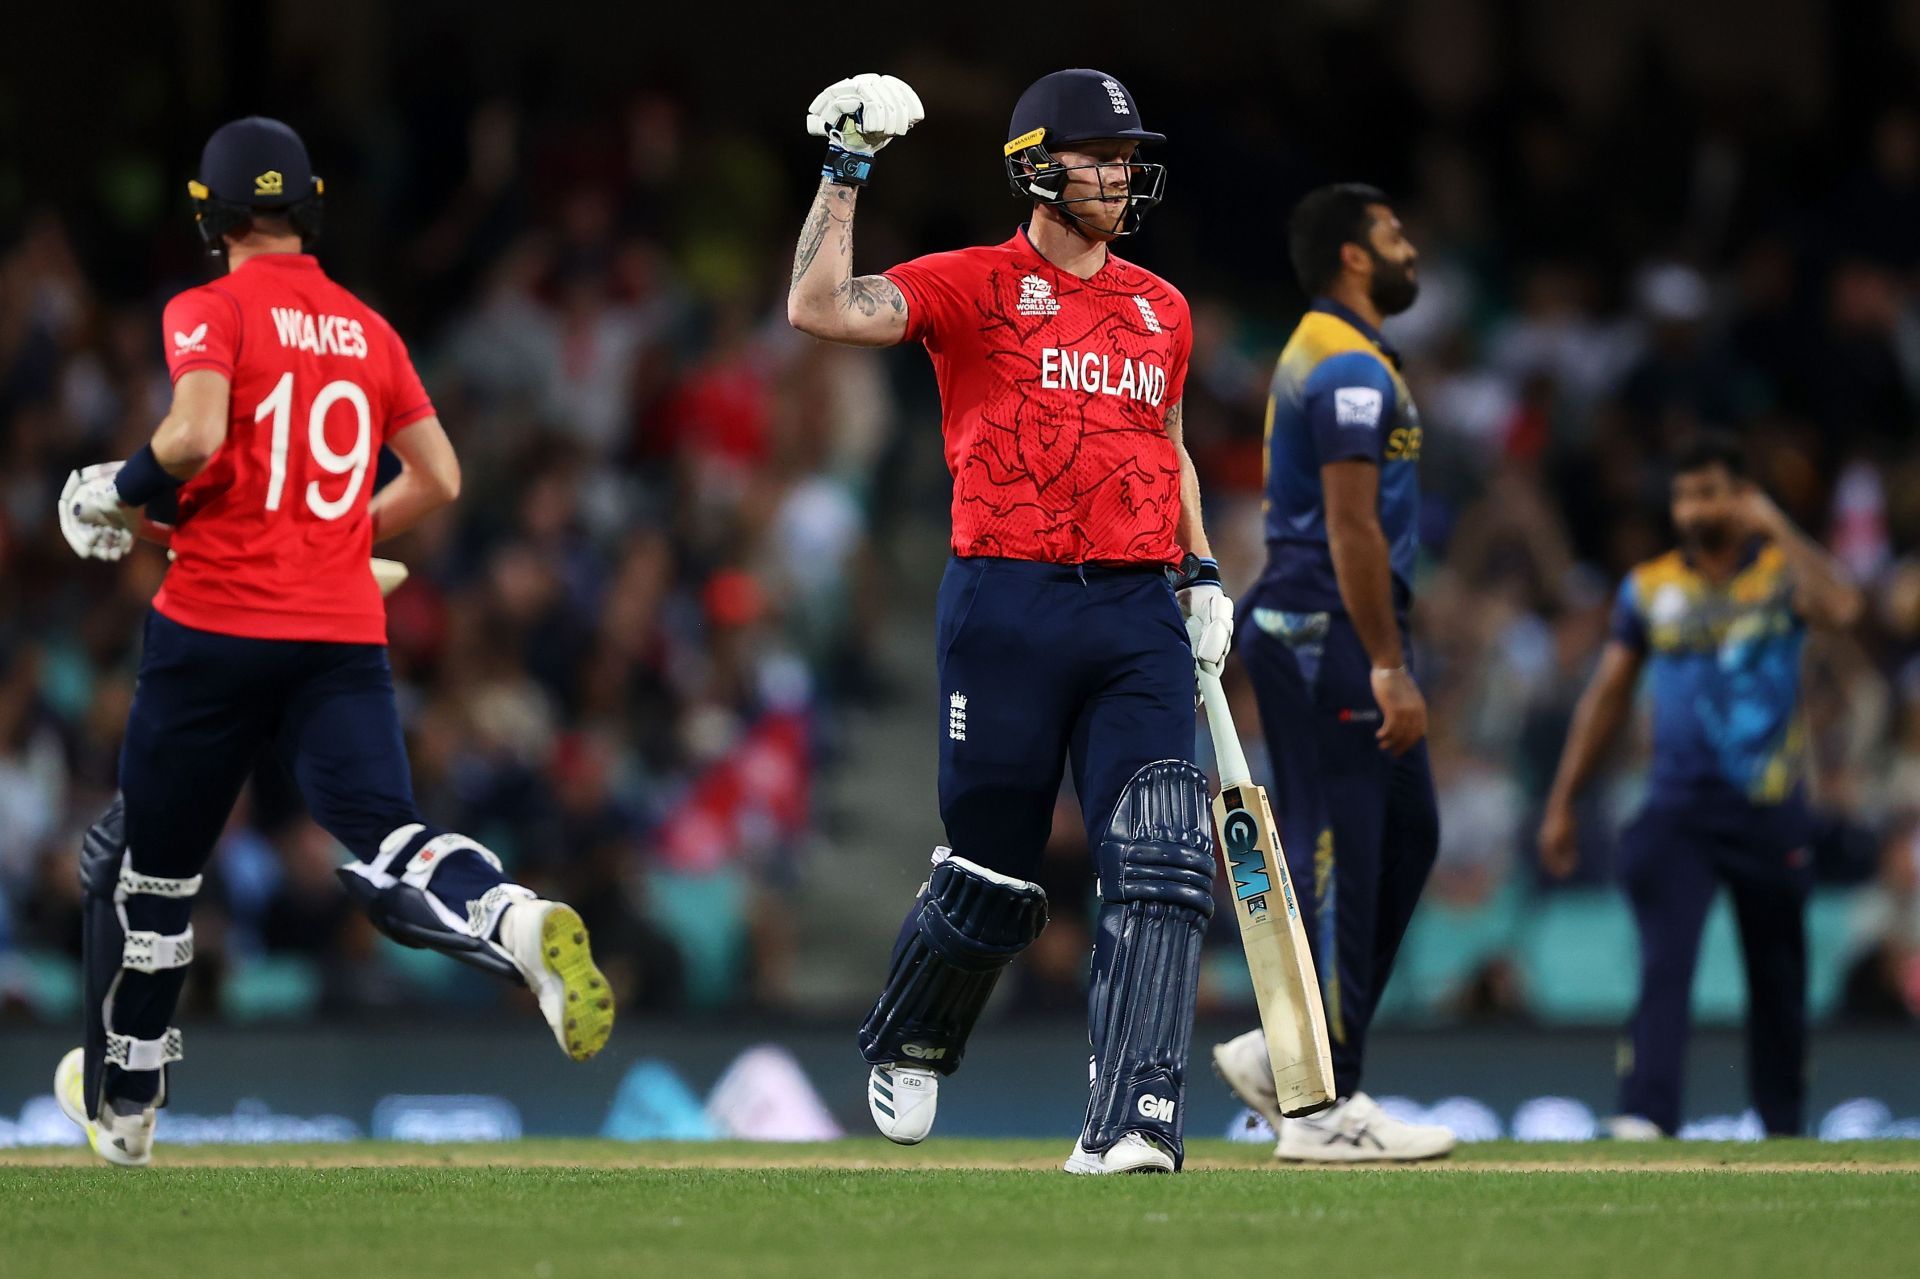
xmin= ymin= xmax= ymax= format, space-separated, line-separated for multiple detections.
xmin=58 ymin=462 xmax=137 ymax=562
xmin=806 ymin=74 xmax=925 ymax=155
xmin=1175 ymin=556 xmax=1235 ymax=677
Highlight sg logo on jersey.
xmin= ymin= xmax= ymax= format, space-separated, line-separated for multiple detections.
xmin=1385 ymin=424 xmax=1422 ymax=462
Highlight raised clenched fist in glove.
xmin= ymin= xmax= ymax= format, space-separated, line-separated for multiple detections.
xmin=808 ymin=75 xmax=925 ymax=185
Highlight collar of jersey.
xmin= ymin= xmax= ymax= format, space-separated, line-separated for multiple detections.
xmin=235 ymin=252 xmax=320 ymax=272
xmin=1310 ymin=296 xmax=1400 ymax=366
xmin=1679 ymin=535 xmax=1769 ymax=582
xmin=1013 ymin=224 xmax=1116 ymax=284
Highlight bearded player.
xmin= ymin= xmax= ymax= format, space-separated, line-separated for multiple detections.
xmin=788 ymin=70 xmax=1233 ymax=1174
xmin=1539 ymin=434 xmax=1860 ymax=1138
xmin=1210 ymin=185 xmax=1455 ymax=1161
xmin=51 ymin=118 xmax=612 ymax=1167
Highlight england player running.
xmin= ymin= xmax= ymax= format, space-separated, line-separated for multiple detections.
xmin=1538 ymin=435 xmax=1861 ymax=1138
xmin=788 ymin=70 xmax=1233 ymax=1174
xmin=1210 ymin=185 xmax=1455 ymax=1161
xmin=52 ymin=118 xmax=612 ymax=1167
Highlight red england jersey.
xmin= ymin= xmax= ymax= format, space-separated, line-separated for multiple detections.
xmin=154 ymin=253 xmax=435 ymax=644
xmin=885 ymin=228 xmax=1191 ymax=565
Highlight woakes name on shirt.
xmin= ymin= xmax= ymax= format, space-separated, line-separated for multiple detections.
xmin=271 ymin=307 xmax=369 ymax=359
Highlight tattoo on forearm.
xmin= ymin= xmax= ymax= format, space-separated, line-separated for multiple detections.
xmin=791 ymin=203 xmax=831 ymax=289
xmin=790 ymin=184 xmax=855 ymax=292
xmin=1164 ymin=399 xmax=1183 ymax=437
xmin=836 ymin=275 xmax=905 ymax=317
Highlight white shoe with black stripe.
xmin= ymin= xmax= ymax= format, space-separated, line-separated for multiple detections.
xmin=1276 ymin=1091 xmax=1455 ymax=1163
xmin=868 ymin=1063 xmax=938 ymax=1144
xmin=1212 ymin=1029 xmax=1286 ymax=1132
xmin=55 ymin=1047 xmax=156 ymax=1168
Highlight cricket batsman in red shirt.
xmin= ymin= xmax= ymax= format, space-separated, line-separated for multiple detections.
xmin=789 ymin=70 xmax=1234 ymax=1174
xmin=51 ymin=118 xmax=612 ymax=1166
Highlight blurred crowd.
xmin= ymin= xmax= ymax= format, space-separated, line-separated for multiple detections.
xmin=0 ymin=94 xmax=893 ymax=1022
xmin=5 ymin=8 xmax=1920 ymax=1028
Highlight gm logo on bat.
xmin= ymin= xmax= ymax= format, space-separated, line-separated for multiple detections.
xmin=1223 ymin=798 xmax=1302 ymax=926
xmin=1223 ymin=806 xmax=1270 ymax=911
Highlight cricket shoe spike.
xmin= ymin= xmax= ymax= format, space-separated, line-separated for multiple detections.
xmin=1064 ymin=1132 xmax=1177 ymax=1175
xmin=499 ymin=897 xmax=614 ymax=1062
xmin=1211 ymin=1028 xmax=1286 ymax=1134
xmin=1276 ymin=1091 xmax=1455 ymax=1163
xmin=868 ymin=1064 xmax=938 ymax=1144
xmin=55 ymin=1047 xmax=155 ymax=1167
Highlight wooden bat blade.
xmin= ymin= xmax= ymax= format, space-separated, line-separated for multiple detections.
xmin=1214 ymin=781 xmax=1336 ymax=1117
xmin=371 ymin=557 xmax=410 ymax=597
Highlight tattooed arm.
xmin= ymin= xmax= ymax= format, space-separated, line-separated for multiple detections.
xmin=786 ymin=180 xmax=910 ymax=347
xmin=1166 ymin=399 xmax=1213 ymax=558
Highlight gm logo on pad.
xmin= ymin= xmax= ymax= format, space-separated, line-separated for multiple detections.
xmin=1136 ymin=1094 xmax=1175 ymax=1123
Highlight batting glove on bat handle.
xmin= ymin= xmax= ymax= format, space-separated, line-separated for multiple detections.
xmin=806 ymin=73 xmax=925 ymax=184
xmin=1175 ymin=555 xmax=1235 ymax=677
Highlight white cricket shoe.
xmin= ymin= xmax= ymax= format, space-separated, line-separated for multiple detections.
xmin=1212 ymin=1029 xmax=1286 ymax=1132
xmin=868 ymin=1064 xmax=939 ymax=1143
xmin=1606 ymin=1114 xmax=1665 ymax=1141
xmin=1064 ymin=1131 xmax=1177 ymax=1175
xmin=500 ymin=898 xmax=614 ymax=1062
xmin=54 ymin=1047 xmax=156 ymax=1168
xmin=1276 ymin=1091 xmax=1456 ymax=1163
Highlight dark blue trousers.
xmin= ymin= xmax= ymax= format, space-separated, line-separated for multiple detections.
xmin=934 ymin=557 xmax=1196 ymax=876
xmin=1617 ymin=802 xmax=1812 ymax=1135
xmin=1238 ymin=588 xmax=1439 ymax=1098
xmin=120 ymin=611 xmax=504 ymax=901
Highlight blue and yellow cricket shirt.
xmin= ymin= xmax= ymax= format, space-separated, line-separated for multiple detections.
xmin=1611 ymin=541 xmax=1809 ymax=812
xmin=1261 ymin=298 xmax=1422 ymax=617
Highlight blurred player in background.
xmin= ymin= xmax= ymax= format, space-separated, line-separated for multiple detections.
xmin=1211 ymin=185 xmax=1455 ymax=1162
xmin=1539 ymin=434 xmax=1862 ymax=1138
xmin=788 ymin=70 xmax=1233 ymax=1174
xmin=51 ymin=118 xmax=613 ymax=1167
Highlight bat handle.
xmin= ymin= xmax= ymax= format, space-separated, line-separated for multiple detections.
xmin=1198 ymin=669 xmax=1253 ymax=790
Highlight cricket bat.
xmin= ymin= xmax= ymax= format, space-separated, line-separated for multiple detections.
xmin=1198 ymin=669 xmax=1336 ymax=1118
xmin=370 ymin=557 xmax=409 ymax=596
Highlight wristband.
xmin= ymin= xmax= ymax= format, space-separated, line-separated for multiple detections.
xmin=114 ymin=445 xmax=185 ymax=508
xmin=822 ymin=144 xmax=874 ymax=186
xmin=1170 ymin=553 xmax=1221 ymax=590
xmin=1371 ymin=664 xmax=1408 ymax=676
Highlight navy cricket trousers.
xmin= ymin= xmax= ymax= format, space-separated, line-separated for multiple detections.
xmin=934 ymin=557 xmax=1196 ymax=879
xmin=1238 ymin=588 xmax=1439 ymax=1099
xmin=1617 ymin=802 xmax=1812 ymax=1136
xmin=120 ymin=611 xmax=491 ymax=890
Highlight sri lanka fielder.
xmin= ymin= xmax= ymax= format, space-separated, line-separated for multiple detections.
xmin=52 ymin=118 xmax=612 ymax=1167
xmin=788 ymin=70 xmax=1234 ymax=1174
xmin=1538 ymin=434 xmax=1861 ymax=1138
xmin=1210 ymin=185 xmax=1456 ymax=1161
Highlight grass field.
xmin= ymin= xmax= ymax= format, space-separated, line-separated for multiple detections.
xmin=4 ymin=1139 xmax=1918 ymax=1278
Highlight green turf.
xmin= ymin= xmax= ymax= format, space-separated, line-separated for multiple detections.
xmin=3 ymin=1139 xmax=1917 ymax=1279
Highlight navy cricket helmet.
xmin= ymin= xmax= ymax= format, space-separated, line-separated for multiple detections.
xmin=1003 ymin=69 xmax=1167 ymax=236
xmin=187 ymin=117 xmax=324 ymax=255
